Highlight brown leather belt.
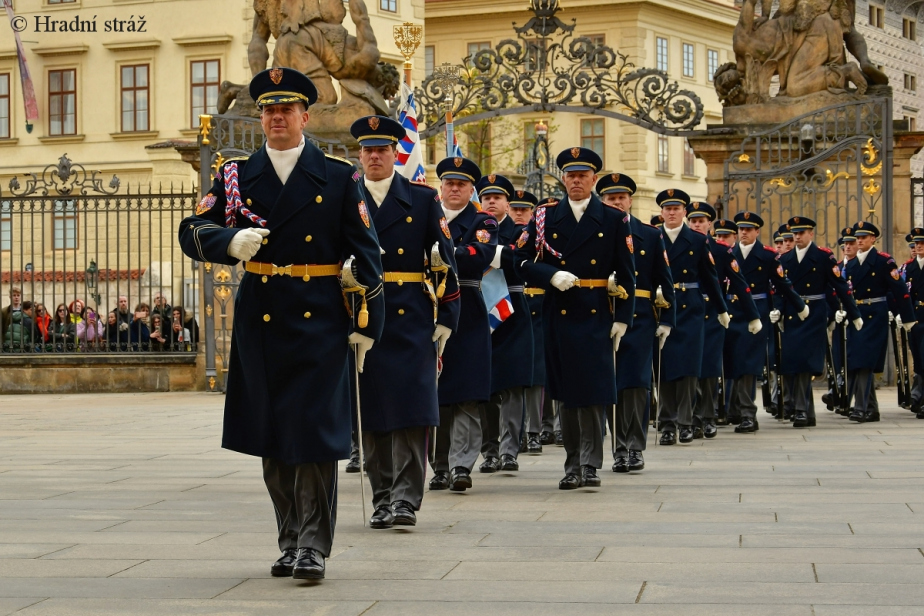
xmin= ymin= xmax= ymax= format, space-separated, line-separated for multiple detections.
xmin=524 ymin=288 xmax=546 ymax=296
xmin=383 ymin=272 xmax=426 ymax=283
xmin=245 ymin=261 xmax=341 ymax=279
xmin=574 ymin=279 xmax=608 ymax=289
xmin=636 ymin=289 xmax=651 ymax=299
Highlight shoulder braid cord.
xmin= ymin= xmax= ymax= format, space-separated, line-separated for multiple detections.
xmin=534 ymin=206 xmax=562 ymax=259
xmin=223 ymin=162 xmax=268 ymax=228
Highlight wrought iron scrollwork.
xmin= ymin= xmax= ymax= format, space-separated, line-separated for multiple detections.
xmin=7 ymin=154 xmax=120 ymax=197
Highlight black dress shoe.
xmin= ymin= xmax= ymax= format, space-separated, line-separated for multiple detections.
xmin=391 ymin=501 xmax=417 ymax=526
xmin=581 ymin=465 xmax=601 ymax=487
xmin=916 ymin=410 xmax=924 ymax=419
xmin=540 ymin=431 xmax=554 ymax=445
xmin=692 ymin=426 xmax=704 ymax=439
xmin=554 ymin=430 xmax=563 ymax=446
xmin=429 ymin=471 xmax=449 ymax=491
xmin=822 ymin=391 xmax=833 ymax=410
xmin=612 ymin=456 xmax=629 ymax=473
xmin=792 ymin=412 xmax=808 ymax=428
xmin=848 ymin=409 xmax=866 ymax=422
xmin=499 ymin=454 xmax=519 ymax=471
xmin=703 ymin=422 xmax=718 ymax=439
xmin=559 ymin=473 xmax=582 ymax=490
xmin=728 ymin=415 xmax=742 ymax=425
xmin=679 ymin=427 xmax=694 ymax=443
xmin=519 ymin=436 xmax=529 ymax=454
xmin=449 ymin=467 xmax=472 ymax=491
xmin=270 ymin=548 xmax=298 ymax=577
xmin=753 ymin=419 xmax=759 ymax=431
xmin=370 ymin=505 xmax=394 ymax=529
xmin=735 ymin=419 xmax=756 ymax=433
xmin=292 ymin=547 xmax=325 ymax=580
xmin=863 ymin=411 xmax=880 ymax=422
xmin=345 ymin=455 xmax=361 ymax=473
xmin=479 ymin=456 xmax=499 ymax=473
xmin=527 ymin=434 xmax=543 ymax=454
xmin=836 ymin=407 xmax=850 ymax=416
xmin=659 ymin=431 xmax=677 ymax=446
xmin=628 ymin=450 xmax=645 ymax=471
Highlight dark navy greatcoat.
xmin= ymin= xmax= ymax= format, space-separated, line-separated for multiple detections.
xmin=438 ymin=202 xmax=497 ymax=406
xmin=178 ymin=143 xmax=384 ymax=465
xmin=779 ymin=243 xmax=858 ymax=375
xmin=701 ymin=236 xmax=757 ymax=379
xmin=845 ymin=248 xmax=915 ymax=372
xmin=491 ymin=215 xmax=534 ymax=393
xmin=903 ymin=257 xmax=924 ymax=377
xmin=725 ymin=241 xmax=803 ymax=379
xmin=660 ymin=225 xmax=726 ymax=382
xmin=525 ymin=291 xmax=546 ymax=387
xmin=514 ymin=196 xmax=636 ymax=408
xmin=356 ymin=173 xmax=460 ymax=432
xmin=616 ymin=215 xmax=675 ymax=390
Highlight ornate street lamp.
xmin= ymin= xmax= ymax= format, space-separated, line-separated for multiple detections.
xmin=85 ymin=260 xmax=101 ymax=308
xmin=432 ymin=63 xmax=461 ymax=157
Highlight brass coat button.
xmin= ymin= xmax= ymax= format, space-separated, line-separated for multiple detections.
xmin=591 ymin=259 xmax=596 ymax=264
xmin=598 ymin=233 xmax=604 ymax=237
xmin=591 ymin=309 xmax=596 ymax=314
xmin=553 ymin=233 xmax=558 ymax=239
xmin=246 ymin=199 xmax=252 ymax=205
xmin=398 ymin=248 xmax=404 ymax=254
xmin=315 ymin=196 xmax=323 ymax=203
xmin=303 ymin=275 xmax=310 ymax=281
xmin=640 ymin=250 xmax=646 ymax=255
xmin=689 ymin=251 xmax=694 ymax=255
xmin=397 ymin=280 xmax=404 ymax=286
xmin=263 ymin=314 xmax=271 ymax=322
xmin=683 ymin=269 xmax=688 ymax=274
xmin=398 ymin=309 xmax=405 ymax=315
xmin=261 ymin=275 xmax=268 ymax=283
xmin=262 ymin=238 xmax=268 ymax=245
xmin=406 ymin=216 xmax=413 ymax=223
xmin=305 ymin=235 xmax=312 ymax=242
xmin=561 ymin=310 xmax=567 ymax=315
xmin=303 ymin=312 xmax=311 ymax=318
xmin=561 ymin=260 xmax=566 ymax=265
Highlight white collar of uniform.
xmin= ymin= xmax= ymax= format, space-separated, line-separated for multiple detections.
xmin=442 ymin=203 xmax=465 ymax=222
xmin=739 ymin=241 xmax=755 ymax=260
xmin=795 ymin=243 xmax=811 ymax=263
xmin=917 ymin=255 xmax=924 ymax=270
xmin=569 ymin=197 xmax=590 ymax=223
xmin=363 ymin=170 xmax=395 ymax=206
xmin=857 ymin=247 xmax=871 ymax=265
xmin=266 ymin=136 xmax=305 ymax=185
xmin=664 ymin=222 xmax=683 ymax=243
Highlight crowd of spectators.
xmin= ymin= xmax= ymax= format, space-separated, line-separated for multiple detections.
xmin=0 ymin=288 xmax=199 ymax=353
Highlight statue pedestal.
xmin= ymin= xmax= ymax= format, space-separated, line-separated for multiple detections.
xmin=722 ymin=89 xmax=881 ymax=127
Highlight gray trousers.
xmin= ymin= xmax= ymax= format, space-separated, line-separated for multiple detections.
xmin=913 ymin=374 xmax=923 ymax=405
xmin=610 ymin=388 xmax=648 ymax=457
xmin=560 ymin=405 xmax=604 ymax=475
xmin=524 ymin=385 xmax=543 ymax=435
xmin=694 ymin=377 xmax=717 ymax=427
xmin=848 ymin=368 xmax=878 ymax=414
xmin=482 ymin=387 xmax=525 ymax=459
xmin=431 ymin=401 xmax=483 ymax=473
xmin=480 ymin=397 xmax=500 ymax=459
xmin=658 ymin=376 xmax=697 ymax=431
xmin=729 ymin=375 xmax=758 ymax=420
xmin=783 ymin=373 xmax=815 ymax=419
xmin=362 ymin=426 xmax=428 ymax=511
xmin=262 ymin=458 xmax=337 ymax=556
xmin=540 ymin=392 xmax=561 ymax=432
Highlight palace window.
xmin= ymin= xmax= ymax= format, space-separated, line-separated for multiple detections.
xmin=682 ymin=43 xmax=694 ymax=78
xmin=657 ymin=135 xmax=670 ymax=173
xmin=656 ymin=37 xmax=668 ymax=72
xmin=683 ymin=140 xmax=696 ymax=176
xmin=120 ymin=64 xmax=149 ymax=132
xmin=53 ymin=200 xmax=77 ymax=250
xmin=905 ymin=73 xmax=917 ymax=92
xmin=425 ymin=46 xmax=434 ymax=76
xmin=0 ymin=73 xmax=9 ymax=139
xmin=380 ymin=0 xmax=397 ymax=12
xmin=869 ymin=4 xmax=884 ymax=29
xmin=904 ymin=18 xmax=917 ymax=40
xmin=190 ymin=59 xmax=220 ymax=128
xmin=707 ymin=49 xmax=719 ymax=82
xmin=0 ymin=202 xmax=10 ymax=252
xmin=581 ymin=118 xmax=604 ymax=159
xmin=467 ymin=41 xmax=491 ymax=67
xmin=48 ymin=69 xmax=76 ymax=136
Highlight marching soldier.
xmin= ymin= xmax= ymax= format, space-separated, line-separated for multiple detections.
xmin=687 ymin=212 xmax=760 ymax=436
xmin=514 ymin=147 xmax=636 ymax=489
xmin=656 ymin=190 xmax=727 ymax=445
xmin=348 ymin=116 xmax=460 ymax=529
xmin=903 ymin=228 xmax=924 ymax=418
xmin=476 ymin=175 xmax=535 ymax=473
xmin=428 ymin=157 xmax=497 ymax=492
xmin=773 ymin=231 xmax=784 ymax=251
xmin=725 ymin=211 xmax=803 ymax=432
xmin=536 ymin=197 xmax=564 ymax=448
xmin=777 ymin=217 xmax=855 ymax=428
xmin=178 ymin=68 xmax=385 ymax=579
xmin=841 ymin=222 xmax=915 ymax=422
xmin=596 ymin=173 xmax=675 ymax=473
xmin=825 ymin=227 xmax=856 ymax=415
xmin=777 ymin=225 xmax=795 ymax=254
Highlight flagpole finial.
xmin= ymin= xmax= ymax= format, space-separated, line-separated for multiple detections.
xmin=393 ymin=22 xmax=424 ymax=86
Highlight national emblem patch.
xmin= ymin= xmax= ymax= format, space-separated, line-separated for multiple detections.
xmin=731 ymin=259 xmax=739 ymax=273
xmin=891 ymin=269 xmax=901 ymax=280
xmin=358 ymin=201 xmax=370 ymax=228
xmin=777 ymin=264 xmax=785 ymax=277
xmin=196 ymin=194 xmax=216 ymax=215
xmin=708 ymin=251 xmax=715 ymax=265
xmin=833 ymin=265 xmax=841 ymax=277
xmin=516 ymin=229 xmax=529 ymax=248
xmin=440 ymin=217 xmax=451 ymax=239
xmin=626 ymin=236 xmax=634 ymax=254
xmin=476 ymin=229 xmax=491 ymax=243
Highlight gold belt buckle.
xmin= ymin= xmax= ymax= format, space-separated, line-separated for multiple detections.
xmin=272 ymin=264 xmax=293 ymax=277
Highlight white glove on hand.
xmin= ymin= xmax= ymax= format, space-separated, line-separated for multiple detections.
xmin=747 ymin=318 xmax=763 ymax=334
xmin=903 ymin=320 xmax=916 ymax=333
xmin=797 ymin=305 xmax=810 ymax=321
xmin=550 ymin=271 xmax=578 ymax=291
xmin=432 ymin=324 xmax=452 ymax=356
xmin=611 ymin=322 xmax=628 ymax=352
xmin=852 ymin=317 xmax=863 ymax=331
xmin=717 ymin=312 xmax=730 ymax=328
xmin=348 ymin=332 xmax=374 ymax=373
xmin=890 ymin=312 xmax=896 ymax=324
xmin=834 ymin=309 xmax=847 ymax=324
xmin=655 ymin=324 xmax=671 ymax=350
xmin=769 ymin=309 xmax=781 ymax=324
xmin=227 ymin=228 xmax=270 ymax=261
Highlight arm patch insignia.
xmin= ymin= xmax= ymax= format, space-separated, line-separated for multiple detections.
xmin=358 ymin=201 xmax=371 ymax=228
xmin=476 ymin=229 xmax=491 ymax=243
xmin=626 ymin=235 xmax=634 ymax=254
xmin=440 ymin=217 xmax=452 ymax=239
xmin=196 ymin=194 xmax=216 ymax=215
xmin=516 ymin=229 xmax=529 ymax=248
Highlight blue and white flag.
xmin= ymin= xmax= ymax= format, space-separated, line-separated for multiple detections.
xmin=395 ymin=83 xmax=428 ymax=183
xmin=482 ymin=267 xmax=513 ymax=333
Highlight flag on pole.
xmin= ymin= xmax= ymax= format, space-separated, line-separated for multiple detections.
xmin=395 ymin=83 xmax=428 ymax=183
xmin=3 ymin=0 xmax=39 ymax=132
xmin=451 ymin=132 xmax=463 ymax=157
xmin=481 ymin=267 xmax=514 ymax=332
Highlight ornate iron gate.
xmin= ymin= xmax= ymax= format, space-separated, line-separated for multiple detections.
xmin=913 ymin=176 xmax=924 ymax=228
xmin=723 ymin=97 xmax=893 ymax=253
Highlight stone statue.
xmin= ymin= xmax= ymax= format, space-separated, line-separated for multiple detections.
xmin=217 ymin=0 xmax=400 ymax=137
xmin=716 ymin=0 xmax=879 ymax=107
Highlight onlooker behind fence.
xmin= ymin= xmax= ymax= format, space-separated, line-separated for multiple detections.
xmin=105 ymin=311 xmax=123 ymax=351
xmin=1 ymin=287 xmax=24 ymax=340
xmin=114 ymin=296 xmax=131 ymax=329
xmin=50 ymin=304 xmax=77 ymax=352
xmin=68 ymin=300 xmax=85 ymax=325
xmin=149 ymin=313 xmax=168 ymax=351
xmin=152 ymin=292 xmax=172 ymax=338
xmin=76 ymin=308 xmax=104 ymax=351
xmin=129 ymin=303 xmax=151 ymax=351
xmin=169 ymin=306 xmax=192 ymax=351
xmin=183 ymin=306 xmax=200 ymax=347
xmin=2 ymin=306 xmax=32 ymax=352
xmin=21 ymin=302 xmax=43 ymax=351
xmin=32 ymin=303 xmax=52 ymax=345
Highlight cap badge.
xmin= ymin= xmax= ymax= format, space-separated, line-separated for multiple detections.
xmin=453 ymin=157 xmax=463 ymax=168
xmin=743 ymin=212 xmax=750 ymax=219
xmin=269 ymin=68 xmax=283 ymax=85
xmin=858 ymin=221 xmax=864 ymax=228
xmin=488 ymin=174 xmax=496 ymax=183
xmin=516 ymin=190 xmax=524 ymax=198
xmin=571 ymin=147 xmax=580 ymax=158
xmin=693 ymin=204 xmax=699 ymax=210
xmin=794 ymin=217 xmax=800 ymax=224
xmin=368 ymin=117 xmax=380 ymax=130
xmin=612 ymin=173 xmax=619 ymax=182
xmin=667 ymin=189 xmax=674 ymax=197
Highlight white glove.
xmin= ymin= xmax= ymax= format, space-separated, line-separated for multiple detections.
xmin=550 ymin=271 xmax=578 ymax=291
xmin=227 ymin=228 xmax=270 ymax=261
xmin=852 ymin=317 xmax=863 ymax=331
xmin=717 ymin=312 xmax=730 ymax=328
xmin=490 ymin=245 xmax=504 ymax=270
xmin=890 ymin=312 xmax=896 ymax=324
xmin=903 ymin=320 xmax=916 ymax=333
xmin=432 ymin=324 xmax=452 ymax=356
xmin=834 ymin=309 xmax=847 ymax=324
xmin=611 ymin=322 xmax=628 ymax=352
xmin=797 ymin=305 xmax=810 ymax=321
xmin=655 ymin=324 xmax=671 ymax=350
xmin=769 ymin=309 xmax=781 ymax=324
xmin=348 ymin=332 xmax=374 ymax=373
xmin=747 ymin=318 xmax=762 ymax=334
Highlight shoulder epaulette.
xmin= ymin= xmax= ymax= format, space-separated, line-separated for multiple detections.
xmin=905 ymin=258 xmax=914 ymax=265
xmin=716 ymin=239 xmax=731 ymax=247
xmin=325 ymin=154 xmax=354 ymax=166
xmin=763 ymin=245 xmax=777 ymax=252
xmin=641 ymin=222 xmax=658 ymax=229
xmin=223 ymin=156 xmax=249 ymax=164
xmin=538 ymin=200 xmax=558 ymax=207
xmin=819 ymin=246 xmax=833 ymax=254
xmin=410 ymin=180 xmax=434 ymax=189
xmin=879 ymin=251 xmax=891 ymax=258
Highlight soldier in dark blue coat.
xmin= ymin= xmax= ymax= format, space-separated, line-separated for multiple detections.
xmin=514 ymin=147 xmax=636 ymax=489
xmin=177 ymin=68 xmax=384 ymax=580
xmin=825 ymin=228 xmax=856 ymax=416
xmin=428 ymin=157 xmax=498 ymax=493
xmin=725 ymin=212 xmax=804 ymax=431
xmin=597 ymin=173 xmax=674 ymax=474
xmin=777 ymin=217 xmax=857 ymax=429
xmin=476 ymin=174 xmax=535 ymax=473
xmin=656 ymin=190 xmax=728 ymax=445
xmin=687 ymin=210 xmax=760 ymax=438
xmin=903 ymin=228 xmax=924 ymax=418
xmin=348 ymin=116 xmax=460 ymax=529
xmin=842 ymin=221 xmax=915 ymax=422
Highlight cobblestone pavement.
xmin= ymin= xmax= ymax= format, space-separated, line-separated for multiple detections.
xmin=0 ymin=391 xmax=922 ymax=615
